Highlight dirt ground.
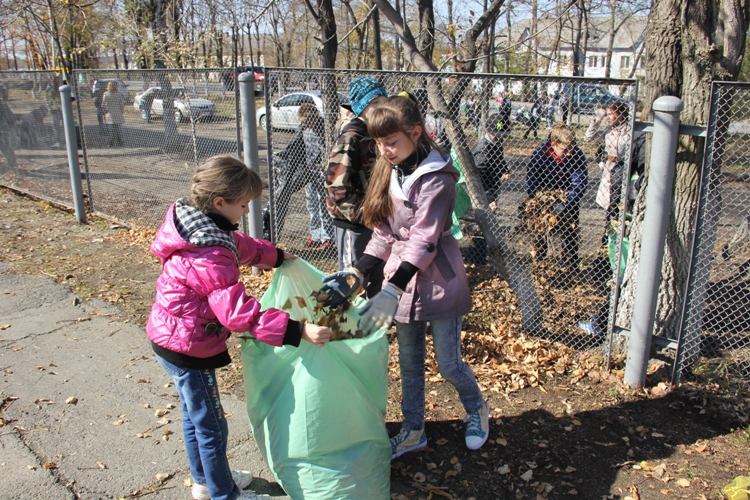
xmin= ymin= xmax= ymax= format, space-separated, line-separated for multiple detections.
xmin=1 ymin=187 xmax=749 ymax=500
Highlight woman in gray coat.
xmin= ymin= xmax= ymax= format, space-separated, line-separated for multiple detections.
xmin=102 ymin=81 xmax=126 ymax=147
xmin=319 ymin=96 xmax=489 ymax=460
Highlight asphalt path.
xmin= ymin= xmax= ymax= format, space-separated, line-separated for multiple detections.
xmin=0 ymin=264 xmax=290 ymax=499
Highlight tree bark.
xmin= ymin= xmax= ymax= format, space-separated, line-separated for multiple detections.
xmin=616 ymin=0 xmax=750 ymax=339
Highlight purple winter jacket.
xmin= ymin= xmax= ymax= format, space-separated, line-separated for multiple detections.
xmin=147 ymin=202 xmax=290 ymax=363
xmin=365 ymin=149 xmax=472 ymax=323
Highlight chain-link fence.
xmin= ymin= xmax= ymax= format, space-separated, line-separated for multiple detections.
xmin=261 ymin=69 xmax=639 ymax=350
xmin=0 ymin=70 xmax=72 ymax=207
xmin=676 ymin=82 xmax=750 ymax=383
xmin=72 ymin=68 xmax=242 ymax=226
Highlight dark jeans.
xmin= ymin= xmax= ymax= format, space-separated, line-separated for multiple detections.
xmin=523 ymin=117 xmax=540 ymax=138
xmin=154 ymin=354 xmax=241 ymax=500
xmin=533 ymin=207 xmax=580 ymax=266
xmin=335 ymin=225 xmax=384 ymax=299
xmin=0 ymin=132 xmax=17 ymax=170
xmin=109 ymin=124 xmax=124 ymax=147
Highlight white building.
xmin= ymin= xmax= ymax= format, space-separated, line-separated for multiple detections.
xmin=503 ymin=15 xmax=647 ymax=79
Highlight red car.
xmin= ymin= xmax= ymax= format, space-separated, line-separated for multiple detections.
xmin=222 ymin=66 xmax=264 ymax=95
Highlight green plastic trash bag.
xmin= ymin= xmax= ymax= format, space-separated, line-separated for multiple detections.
xmin=242 ymin=259 xmax=391 ymax=500
xmin=607 ymin=233 xmax=629 ymax=276
xmin=450 ymin=148 xmax=472 ymax=241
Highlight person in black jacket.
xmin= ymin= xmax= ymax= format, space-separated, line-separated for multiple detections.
xmin=472 ymin=113 xmax=511 ymax=201
xmin=264 ymin=104 xmax=334 ymax=247
xmin=523 ymin=96 xmax=544 ymax=139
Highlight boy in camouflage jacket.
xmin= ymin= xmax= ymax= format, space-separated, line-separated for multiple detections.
xmin=324 ymin=76 xmax=388 ymax=298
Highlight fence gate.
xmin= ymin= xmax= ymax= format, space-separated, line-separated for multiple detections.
xmin=675 ymin=82 xmax=750 ymax=384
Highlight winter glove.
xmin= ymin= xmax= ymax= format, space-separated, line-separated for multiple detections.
xmin=552 ymin=202 xmax=566 ymax=215
xmin=319 ymin=267 xmax=364 ymax=307
xmin=595 ymin=105 xmax=607 ymax=119
xmin=358 ymin=283 xmax=403 ymax=336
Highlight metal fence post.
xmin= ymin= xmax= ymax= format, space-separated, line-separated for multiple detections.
xmin=238 ymin=72 xmax=262 ymax=239
xmin=624 ymin=96 xmax=683 ymax=388
xmin=59 ymin=84 xmax=87 ymax=224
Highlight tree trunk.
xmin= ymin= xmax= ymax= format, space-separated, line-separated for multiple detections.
xmin=616 ymin=0 xmax=750 ymax=339
xmin=370 ymin=0 xmax=382 ymax=69
xmin=372 ymin=0 xmax=544 ymax=332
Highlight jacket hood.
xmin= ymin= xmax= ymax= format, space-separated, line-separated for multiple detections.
xmin=390 ymin=149 xmax=457 ymax=201
xmin=335 ymin=106 xmax=367 ymax=137
xmin=151 ymin=199 xmax=239 ymax=264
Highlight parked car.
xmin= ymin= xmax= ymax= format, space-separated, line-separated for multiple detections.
xmin=560 ymin=83 xmax=629 ymax=114
xmin=91 ymin=78 xmax=131 ymax=104
xmin=222 ymin=66 xmax=265 ymax=94
xmin=133 ymin=87 xmax=217 ymax=122
xmin=256 ymin=91 xmax=350 ymax=131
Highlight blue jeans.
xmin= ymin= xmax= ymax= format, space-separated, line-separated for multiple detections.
xmin=396 ymin=317 xmax=484 ymax=431
xmin=155 ymin=354 xmax=241 ymax=500
xmin=305 ymin=181 xmax=330 ymax=242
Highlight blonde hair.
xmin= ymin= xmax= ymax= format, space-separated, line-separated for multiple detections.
xmin=549 ymin=124 xmax=577 ymax=148
xmin=363 ymin=96 xmax=439 ymax=228
xmin=106 ymin=81 xmax=117 ymax=93
xmin=189 ymin=155 xmax=262 ymax=213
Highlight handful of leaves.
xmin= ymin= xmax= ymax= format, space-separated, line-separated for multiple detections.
xmin=280 ymin=291 xmax=364 ymax=341
xmin=517 ymin=190 xmax=568 ymax=234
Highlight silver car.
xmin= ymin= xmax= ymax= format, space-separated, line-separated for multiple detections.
xmin=133 ymin=87 xmax=217 ymax=122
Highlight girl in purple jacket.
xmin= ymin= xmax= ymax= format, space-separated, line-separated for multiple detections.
xmin=320 ymin=97 xmax=489 ymax=459
xmin=147 ymin=155 xmax=330 ymax=500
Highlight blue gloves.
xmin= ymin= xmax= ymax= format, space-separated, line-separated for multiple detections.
xmin=552 ymin=202 xmax=566 ymax=215
xmin=319 ymin=268 xmax=364 ymax=307
xmin=359 ymin=283 xmax=403 ymax=336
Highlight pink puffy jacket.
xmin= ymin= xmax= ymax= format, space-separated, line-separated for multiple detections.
xmin=147 ymin=203 xmax=290 ymax=360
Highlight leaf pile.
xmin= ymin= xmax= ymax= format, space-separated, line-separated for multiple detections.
xmin=516 ymin=189 xmax=568 ymax=235
xmin=278 ymin=291 xmax=365 ymax=341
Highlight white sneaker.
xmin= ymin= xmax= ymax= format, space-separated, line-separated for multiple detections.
xmin=464 ymin=400 xmax=489 ymax=450
xmin=192 ymin=470 xmax=254 ymax=500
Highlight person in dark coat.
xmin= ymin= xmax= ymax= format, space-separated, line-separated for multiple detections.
xmin=523 ymin=96 xmax=544 ymax=139
xmin=525 ymin=124 xmax=588 ymax=268
xmin=471 ymin=113 xmax=511 ymax=201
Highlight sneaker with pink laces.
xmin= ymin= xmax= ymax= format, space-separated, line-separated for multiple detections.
xmin=191 ymin=470 xmax=254 ymax=500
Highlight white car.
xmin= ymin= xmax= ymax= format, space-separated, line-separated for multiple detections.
xmin=133 ymin=87 xmax=217 ymax=122
xmin=256 ymin=91 xmax=349 ymax=131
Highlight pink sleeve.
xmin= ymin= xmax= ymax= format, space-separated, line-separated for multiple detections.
xmin=234 ymin=232 xmax=279 ymax=269
xmin=208 ymin=283 xmax=288 ymax=347
xmin=186 ymin=248 xmax=288 ymax=347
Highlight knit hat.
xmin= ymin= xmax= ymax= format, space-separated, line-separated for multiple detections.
xmin=348 ymin=77 xmax=388 ymax=116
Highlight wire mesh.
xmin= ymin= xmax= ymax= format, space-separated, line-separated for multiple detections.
xmin=73 ymin=69 xmax=242 ymax=226
xmin=677 ymin=82 xmax=750 ymax=383
xmin=262 ymin=69 xmax=638 ymax=350
xmin=0 ymin=70 xmax=74 ymax=208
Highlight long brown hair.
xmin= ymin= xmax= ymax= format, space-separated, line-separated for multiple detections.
xmin=363 ymin=96 xmax=439 ymax=228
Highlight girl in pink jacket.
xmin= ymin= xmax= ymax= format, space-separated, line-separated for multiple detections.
xmin=147 ymin=155 xmax=329 ymax=500
xmin=319 ymin=96 xmax=489 ymax=459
